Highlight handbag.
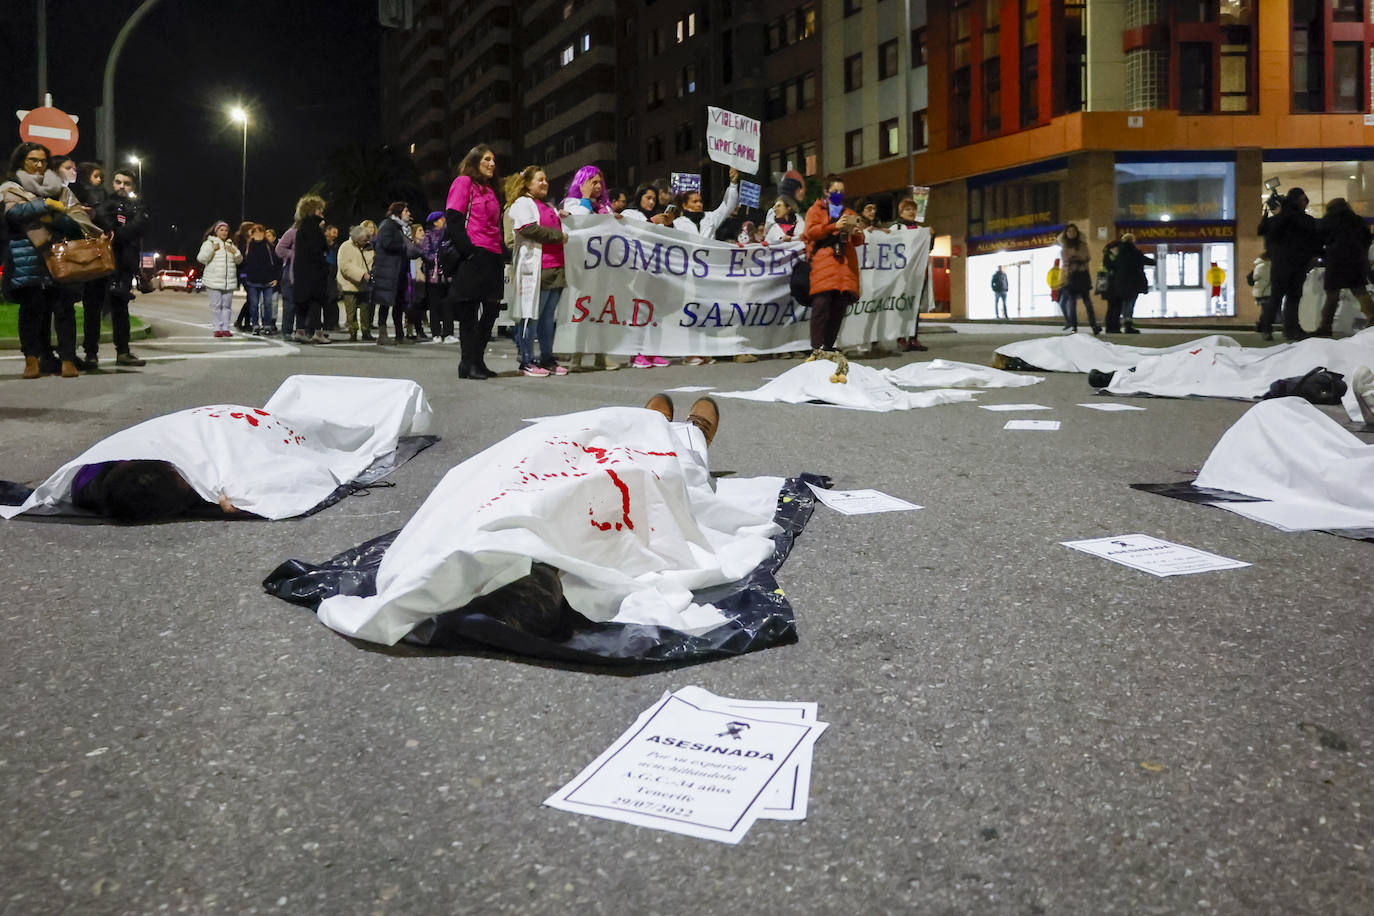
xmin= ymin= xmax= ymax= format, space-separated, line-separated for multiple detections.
xmin=440 ymin=180 xmax=477 ymax=274
xmin=1094 ymin=269 xmax=1111 ymax=297
xmin=43 ymin=235 xmax=115 ymax=284
xmin=789 ymin=256 xmax=811 ymax=304
xmin=1261 ymin=366 xmax=1347 ymax=405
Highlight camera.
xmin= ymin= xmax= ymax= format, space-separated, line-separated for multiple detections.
xmin=1264 ymin=177 xmax=1282 ymax=211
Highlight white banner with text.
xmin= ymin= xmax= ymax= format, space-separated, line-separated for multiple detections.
xmin=556 ymin=215 xmax=932 ymax=356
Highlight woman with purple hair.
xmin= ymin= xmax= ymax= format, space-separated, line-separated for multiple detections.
xmin=561 ymin=166 xmax=612 ymax=215
xmin=560 ymin=164 xmax=623 ymax=370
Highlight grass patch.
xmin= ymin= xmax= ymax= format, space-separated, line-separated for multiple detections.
xmin=0 ymin=301 xmax=145 ymax=339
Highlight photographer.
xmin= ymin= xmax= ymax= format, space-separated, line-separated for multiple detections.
xmin=803 ymin=174 xmax=866 ymax=353
xmin=1257 ymin=186 xmax=1319 ymax=340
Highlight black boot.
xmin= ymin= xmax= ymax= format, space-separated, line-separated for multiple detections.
xmin=457 ymin=318 xmax=486 ymax=380
xmin=473 ymin=303 xmax=500 ymax=378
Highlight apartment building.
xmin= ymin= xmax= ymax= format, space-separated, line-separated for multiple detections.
xmin=833 ymin=0 xmax=1374 ymax=326
xmin=629 ymin=1 xmax=825 ymax=201
xmin=382 ymin=0 xmax=518 ymax=203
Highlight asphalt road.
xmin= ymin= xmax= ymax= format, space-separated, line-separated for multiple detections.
xmin=1 ymin=294 xmax=1370 ymax=915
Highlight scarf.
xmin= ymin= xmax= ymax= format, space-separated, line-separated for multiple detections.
xmin=680 ymin=209 xmax=705 ymax=227
xmin=14 ymin=169 xmax=66 ymax=199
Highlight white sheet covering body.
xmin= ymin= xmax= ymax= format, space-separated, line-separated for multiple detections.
xmin=315 ymin=407 xmax=784 ymax=646
xmin=716 ymin=359 xmax=978 ymax=411
xmin=1104 ymin=329 xmax=1374 ymax=422
xmin=1192 ymin=397 xmax=1374 ymax=531
xmin=881 ymin=359 xmax=1045 ymax=389
xmin=0 ymin=376 xmax=433 ymax=520
xmin=994 ymin=334 xmax=1242 ymax=373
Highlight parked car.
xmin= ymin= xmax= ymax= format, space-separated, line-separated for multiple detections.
xmin=153 ymin=270 xmax=190 ymax=291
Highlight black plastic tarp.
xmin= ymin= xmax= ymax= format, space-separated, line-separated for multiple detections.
xmin=1132 ymin=481 xmax=1374 ymax=542
xmin=263 ymin=472 xmax=831 ymax=666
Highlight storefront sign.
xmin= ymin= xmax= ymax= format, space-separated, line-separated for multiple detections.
xmin=968 ymin=227 xmax=1065 ymax=256
xmin=1117 ymin=221 xmax=1235 ymax=243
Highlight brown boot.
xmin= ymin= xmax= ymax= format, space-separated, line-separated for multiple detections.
xmin=686 ymin=397 xmax=720 ymax=447
xmin=61 ymin=360 xmax=79 ymax=378
xmin=644 ymin=393 xmax=674 ymax=421
xmin=23 ymin=357 xmax=41 ymax=379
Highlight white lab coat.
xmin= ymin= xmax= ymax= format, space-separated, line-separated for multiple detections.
xmin=508 ymin=196 xmax=557 ymax=322
xmin=668 ymin=182 xmax=740 ymax=241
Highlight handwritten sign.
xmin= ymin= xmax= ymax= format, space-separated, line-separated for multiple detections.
xmin=706 ymin=106 xmax=760 ymax=174
xmin=671 ymin=172 xmax=701 ymax=194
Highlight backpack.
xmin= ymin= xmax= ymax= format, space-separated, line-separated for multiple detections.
xmin=1261 ymin=366 xmax=1347 ymax=405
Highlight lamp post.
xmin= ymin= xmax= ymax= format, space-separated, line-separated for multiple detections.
xmin=230 ymin=106 xmax=248 ymax=226
xmin=127 ymin=154 xmax=142 ymax=188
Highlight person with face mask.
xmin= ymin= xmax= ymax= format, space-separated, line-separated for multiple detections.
xmin=89 ymin=167 xmax=149 ymax=367
xmin=802 ymin=174 xmax=865 ymax=356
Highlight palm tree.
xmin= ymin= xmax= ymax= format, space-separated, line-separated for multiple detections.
xmin=318 ymin=144 xmax=427 ymax=228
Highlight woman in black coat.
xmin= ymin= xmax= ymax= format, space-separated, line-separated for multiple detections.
xmin=1112 ymin=233 xmax=1155 ymax=334
xmin=291 ymin=194 xmax=331 ymax=344
xmin=1315 ymin=198 xmax=1374 ymax=337
xmin=370 ymin=201 xmax=422 ymax=345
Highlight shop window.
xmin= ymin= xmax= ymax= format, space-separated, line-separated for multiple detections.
xmin=879 ymin=40 xmax=899 ymax=79
xmin=844 ymin=54 xmax=863 ymax=92
xmin=879 ymin=118 xmax=899 ymax=158
xmin=845 ymin=129 xmax=863 ymax=167
xmin=1113 ymin=160 xmax=1235 ymax=222
xmin=1262 ymin=159 xmax=1373 ymax=217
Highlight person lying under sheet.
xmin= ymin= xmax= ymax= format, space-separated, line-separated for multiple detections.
xmin=0 ymin=375 xmax=433 ymax=522
xmin=312 ymin=395 xmax=792 ymax=646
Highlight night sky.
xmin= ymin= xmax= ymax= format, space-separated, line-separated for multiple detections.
xmin=3 ymin=0 xmax=381 ymax=259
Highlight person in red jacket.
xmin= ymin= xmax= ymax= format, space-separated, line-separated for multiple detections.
xmin=802 ymin=174 xmax=865 ymax=354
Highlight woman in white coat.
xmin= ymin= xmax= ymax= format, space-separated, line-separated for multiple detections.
xmin=506 ymin=165 xmax=569 ymax=377
xmin=664 ymin=168 xmax=740 ymax=365
xmin=663 ymin=167 xmax=740 ymax=241
xmin=197 ymin=221 xmax=243 ymax=338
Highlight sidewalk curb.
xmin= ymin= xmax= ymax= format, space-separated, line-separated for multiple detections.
xmin=0 ymin=322 xmax=155 ymax=352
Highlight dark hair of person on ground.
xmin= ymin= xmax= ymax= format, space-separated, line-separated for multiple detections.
xmin=89 ymin=460 xmax=208 ymax=523
xmin=10 ymin=142 xmax=51 ymax=174
xmin=385 ymin=201 xmax=409 ymax=219
xmin=457 ymin=144 xmax=499 ymax=189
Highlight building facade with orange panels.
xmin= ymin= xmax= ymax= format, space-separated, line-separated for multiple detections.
xmin=837 ymin=1 xmax=1374 ymax=328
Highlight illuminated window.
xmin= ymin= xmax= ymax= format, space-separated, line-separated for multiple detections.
xmin=559 ymin=45 xmax=574 ymax=66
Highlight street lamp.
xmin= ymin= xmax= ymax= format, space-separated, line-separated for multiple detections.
xmin=127 ymin=153 xmax=142 ymax=188
xmin=229 ymin=106 xmax=248 ymax=226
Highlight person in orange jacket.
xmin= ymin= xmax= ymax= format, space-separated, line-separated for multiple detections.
xmin=803 ymin=174 xmax=866 ymax=353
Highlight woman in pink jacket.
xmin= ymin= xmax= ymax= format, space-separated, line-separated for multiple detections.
xmin=444 ymin=144 xmax=504 ymax=379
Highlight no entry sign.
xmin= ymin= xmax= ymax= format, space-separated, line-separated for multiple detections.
xmin=18 ymin=106 xmax=80 ymax=155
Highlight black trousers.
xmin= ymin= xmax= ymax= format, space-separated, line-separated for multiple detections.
xmin=809 ymin=290 xmax=854 ymax=350
xmin=1268 ymin=271 xmax=1306 ymax=335
xmin=17 ymin=285 xmax=74 ymax=360
xmin=83 ymin=270 xmax=132 ymax=356
xmin=428 ymin=282 xmax=454 ymax=337
xmin=455 ymin=298 xmax=500 ymax=364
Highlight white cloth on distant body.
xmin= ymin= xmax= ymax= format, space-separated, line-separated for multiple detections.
xmin=993 ymin=334 xmax=1242 ymax=373
xmin=0 ymin=376 xmax=432 ymax=520
xmin=316 ymin=407 xmax=784 ymax=646
xmin=1192 ymin=397 xmax=1374 ymax=531
xmin=1103 ymin=328 xmax=1374 ymax=423
xmin=881 ymin=359 xmax=1044 ymax=389
xmin=716 ymin=359 xmax=978 ymax=412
